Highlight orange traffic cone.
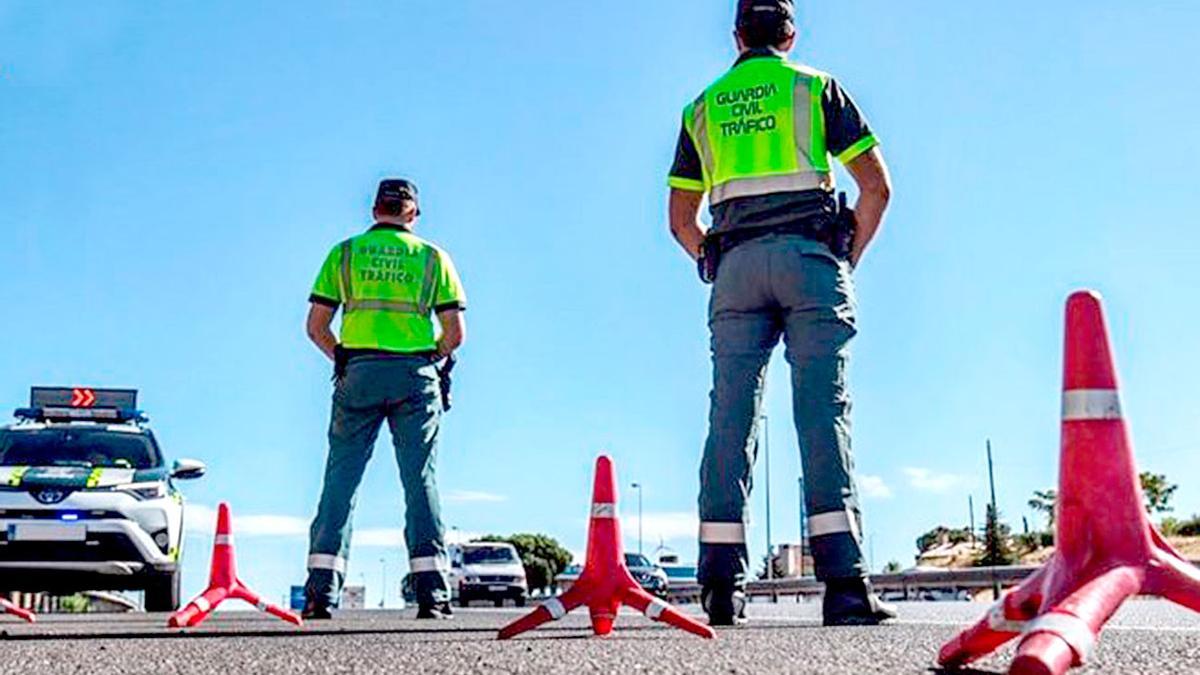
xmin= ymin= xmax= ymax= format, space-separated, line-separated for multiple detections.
xmin=938 ymin=291 xmax=1200 ymax=675
xmin=498 ymin=455 xmax=714 ymax=640
xmin=0 ymin=597 xmax=35 ymax=623
xmin=168 ymin=502 xmax=302 ymax=628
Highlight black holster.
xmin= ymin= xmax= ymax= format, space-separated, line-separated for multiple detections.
xmin=437 ymin=354 xmax=457 ymax=412
xmin=698 ymin=237 xmax=722 ymax=285
xmin=828 ymin=192 xmax=858 ymax=261
xmin=332 ymin=344 xmax=350 ymax=382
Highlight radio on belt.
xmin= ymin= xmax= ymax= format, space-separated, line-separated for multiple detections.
xmin=16 ymin=387 xmax=143 ymax=423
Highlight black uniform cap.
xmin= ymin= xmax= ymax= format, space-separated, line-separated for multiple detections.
xmin=376 ymin=178 xmax=419 ymax=205
xmin=375 ymin=178 xmax=421 ymax=216
xmin=736 ymin=0 xmax=795 ymax=29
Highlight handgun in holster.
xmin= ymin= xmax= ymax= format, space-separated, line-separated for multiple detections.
xmin=437 ymin=354 xmax=457 ymax=412
xmin=697 ymin=236 xmax=722 ymax=285
xmin=332 ymin=344 xmax=350 ymax=382
xmin=828 ymin=192 xmax=858 ymax=261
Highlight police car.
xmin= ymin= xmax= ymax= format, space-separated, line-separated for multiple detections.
xmin=0 ymin=388 xmax=205 ymax=611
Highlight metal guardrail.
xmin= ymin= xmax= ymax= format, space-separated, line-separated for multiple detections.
xmin=739 ymin=565 xmax=1040 ymax=601
xmin=662 ymin=559 xmax=1200 ymax=604
xmin=661 ymin=567 xmax=1037 ymax=604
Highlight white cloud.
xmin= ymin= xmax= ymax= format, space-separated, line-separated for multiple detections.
xmin=444 ymin=490 xmax=507 ymax=503
xmin=903 ymin=467 xmax=965 ymax=493
xmin=352 ymin=527 xmax=481 ymax=548
xmin=622 ymin=512 xmax=698 ymax=544
xmin=858 ymin=474 xmax=893 ymax=499
xmin=184 ymin=504 xmax=308 ymax=537
xmin=353 ymin=528 xmax=404 ymax=547
xmin=185 ymin=504 xmax=483 ymax=549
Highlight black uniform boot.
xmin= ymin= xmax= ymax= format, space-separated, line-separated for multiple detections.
xmin=822 ymin=577 xmax=897 ymax=626
xmin=416 ymin=601 xmax=455 ymax=620
xmin=702 ymin=584 xmax=747 ymax=627
xmin=302 ymin=600 xmax=333 ymax=620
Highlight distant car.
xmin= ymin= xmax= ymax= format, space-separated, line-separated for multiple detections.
xmin=0 ymin=388 xmax=206 ymax=611
xmin=554 ymin=555 xmax=670 ymax=596
xmin=625 ymin=553 xmax=669 ymax=596
xmin=449 ymin=542 xmax=528 ymax=607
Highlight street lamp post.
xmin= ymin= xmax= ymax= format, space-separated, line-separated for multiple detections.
xmin=798 ymin=474 xmax=807 ymax=577
xmin=379 ymin=558 xmax=387 ymax=609
xmin=631 ymin=482 xmax=643 ymax=557
xmin=759 ymin=415 xmax=773 ymax=582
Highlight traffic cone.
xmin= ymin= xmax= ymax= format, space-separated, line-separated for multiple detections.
xmin=498 ymin=455 xmax=715 ymax=640
xmin=938 ymin=291 xmax=1200 ymax=675
xmin=168 ymin=502 xmax=302 ymax=628
xmin=0 ymin=596 xmax=35 ymax=623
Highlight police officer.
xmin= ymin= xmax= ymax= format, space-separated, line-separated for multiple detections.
xmin=303 ymin=179 xmax=467 ymax=620
xmin=667 ymin=1 xmax=895 ymax=626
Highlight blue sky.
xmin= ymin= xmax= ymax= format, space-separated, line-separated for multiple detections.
xmin=2 ymin=1 xmax=1199 ymax=608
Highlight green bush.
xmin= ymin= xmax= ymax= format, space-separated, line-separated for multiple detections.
xmin=1173 ymin=515 xmax=1200 ymax=537
xmin=59 ymin=594 xmax=90 ymax=613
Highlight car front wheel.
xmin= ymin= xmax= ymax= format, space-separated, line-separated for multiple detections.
xmin=144 ymin=570 xmax=180 ymax=612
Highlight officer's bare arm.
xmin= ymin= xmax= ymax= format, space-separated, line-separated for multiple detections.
xmin=844 ymin=147 xmax=892 ymax=267
xmin=669 ymin=188 xmax=707 ymax=261
xmin=306 ymin=303 xmax=338 ymax=361
xmin=436 ymin=309 xmax=465 ymax=358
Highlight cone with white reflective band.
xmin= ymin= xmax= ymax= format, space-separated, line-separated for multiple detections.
xmin=168 ymin=502 xmax=302 ymax=628
xmin=498 ymin=455 xmax=714 ymax=640
xmin=0 ymin=596 xmax=35 ymax=623
xmin=938 ymin=291 xmax=1200 ymax=675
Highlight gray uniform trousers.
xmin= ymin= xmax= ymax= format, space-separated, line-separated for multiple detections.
xmin=305 ymin=355 xmax=450 ymax=607
xmin=697 ymin=233 xmax=867 ymax=589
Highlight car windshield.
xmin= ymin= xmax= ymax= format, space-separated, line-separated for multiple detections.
xmin=625 ymin=554 xmax=653 ymax=568
xmin=0 ymin=428 xmax=160 ymax=469
xmin=463 ymin=546 xmax=518 ymax=565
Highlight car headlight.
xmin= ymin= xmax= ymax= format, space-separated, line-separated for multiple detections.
xmin=464 ymin=576 xmax=480 ymax=584
xmin=121 ymin=482 xmax=168 ymax=500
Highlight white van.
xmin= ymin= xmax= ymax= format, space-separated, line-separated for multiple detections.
xmin=448 ymin=542 xmax=528 ymax=607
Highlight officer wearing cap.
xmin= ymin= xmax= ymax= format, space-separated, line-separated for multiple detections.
xmin=667 ymin=0 xmax=895 ymax=626
xmin=302 ymin=178 xmax=467 ymax=620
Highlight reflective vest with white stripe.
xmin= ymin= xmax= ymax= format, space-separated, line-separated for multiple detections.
xmin=683 ymin=54 xmax=834 ymax=209
xmin=335 ymin=229 xmax=443 ymax=353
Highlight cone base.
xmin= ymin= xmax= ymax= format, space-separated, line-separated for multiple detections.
xmin=497 ymin=456 xmax=713 ymax=642
xmin=1011 ymin=633 xmax=1074 ymax=675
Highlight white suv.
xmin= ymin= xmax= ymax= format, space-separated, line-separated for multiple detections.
xmin=0 ymin=388 xmax=205 ymax=611
xmin=449 ymin=542 xmax=528 ymax=607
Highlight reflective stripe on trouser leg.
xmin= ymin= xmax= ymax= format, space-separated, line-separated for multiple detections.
xmin=699 ymin=522 xmax=746 ymax=545
xmin=389 ymin=362 xmax=450 ymax=605
xmin=305 ymin=370 xmax=388 ymax=607
xmin=806 ymin=507 xmax=865 ymax=580
xmin=780 ymin=243 xmax=866 ymax=581
xmin=409 ymin=556 xmax=447 ymax=574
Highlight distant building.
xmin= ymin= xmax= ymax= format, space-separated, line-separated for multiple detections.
xmin=774 ymin=541 xmax=813 ymax=578
xmin=916 ymin=541 xmax=984 ymax=568
xmin=341 ymin=585 xmax=366 ymax=609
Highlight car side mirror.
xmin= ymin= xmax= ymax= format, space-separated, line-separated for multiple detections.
xmin=172 ymin=458 xmax=207 ymax=480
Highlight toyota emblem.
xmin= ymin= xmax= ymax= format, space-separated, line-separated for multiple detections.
xmin=34 ymin=488 xmax=69 ymax=505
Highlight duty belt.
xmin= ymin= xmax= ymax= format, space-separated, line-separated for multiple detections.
xmin=697 ymin=193 xmax=855 ymax=284
xmin=712 ymin=219 xmax=828 ymax=254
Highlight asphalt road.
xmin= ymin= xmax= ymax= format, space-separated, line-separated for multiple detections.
xmin=2 ymin=600 xmax=1199 ymax=674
